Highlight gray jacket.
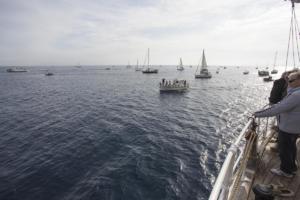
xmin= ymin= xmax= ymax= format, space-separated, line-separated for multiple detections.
xmin=255 ymin=87 xmax=300 ymax=134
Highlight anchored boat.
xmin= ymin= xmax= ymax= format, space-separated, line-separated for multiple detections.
xmin=177 ymin=58 xmax=184 ymax=71
xmin=159 ymin=79 xmax=189 ymax=92
xmin=142 ymin=48 xmax=158 ymax=74
xmin=195 ymin=50 xmax=212 ymax=79
xmin=7 ymin=67 xmax=27 ymax=72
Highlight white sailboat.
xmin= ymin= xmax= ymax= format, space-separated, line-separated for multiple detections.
xmin=195 ymin=50 xmax=212 ymax=78
xmin=142 ymin=48 xmax=158 ymax=74
xmin=271 ymin=51 xmax=278 ymax=74
xmin=135 ymin=59 xmax=142 ymax=71
xmin=177 ymin=58 xmax=184 ymax=71
xmin=126 ymin=61 xmax=131 ymax=68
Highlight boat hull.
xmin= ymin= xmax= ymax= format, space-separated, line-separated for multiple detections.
xmin=159 ymin=87 xmax=188 ymax=92
xmin=195 ymin=74 xmax=212 ymax=78
xmin=142 ymin=69 xmax=158 ymax=73
xmin=7 ymin=69 xmax=27 ymax=72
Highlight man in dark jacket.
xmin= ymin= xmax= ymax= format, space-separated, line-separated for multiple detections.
xmin=269 ymin=69 xmax=300 ymax=104
xmin=269 ymin=72 xmax=288 ymax=104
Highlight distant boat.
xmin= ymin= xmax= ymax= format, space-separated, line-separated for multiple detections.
xmin=135 ymin=59 xmax=142 ymax=71
xmin=258 ymin=70 xmax=269 ymax=76
xmin=142 ymin=48 xmax=158 ymax=74
xmin=126 ymin=62 xmax=131 ymax=68
xmin=224 ymin=66 xmax=227 ymax=69
xmin=105 ymin=67 xmax=111 ymax=70
xmin=177 ymin=58 xmax=184 ymax=71
xmin=45 ymin=71 xmax=54 ymax=76
xmin=190 ymin=65 xmax=193 ymax=68
xmin=159 ymin=78 xmax=189 ymax=92
xmin=216 ymin=70 xmax=219 ymax=74
xmin=7 ymin=67 xmax=27 ymax=72
xmin=195 ymin=50 xmax=212 ymax=78
xmin=263 ymin=76 xmax=273 ymax=82
xmin=271 ymin=51 xmax=278 ymax=74
xmin=243 ymin=70 xmax=249 ymax=75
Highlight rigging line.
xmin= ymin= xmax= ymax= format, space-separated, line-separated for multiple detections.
xmin=285 ymin=6 xmax=294 ymax=71
xmin=293 ymin=9 xmax=300 ymax=66
xmin=291 ymin=8 xmax=296 ymax=68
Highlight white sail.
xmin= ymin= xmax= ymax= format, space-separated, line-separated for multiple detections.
xmin=142 ymin=48 xmax=158 ymax=73
xmin=195 ymin=49 xmax=212 ymax=78
xmin=201 ymin=50 xmax=208 ymax=70
xmin=271 ymin=51 xmax=278 ymax=74
xmin=177 ymin=58 xmax=184 ymax=70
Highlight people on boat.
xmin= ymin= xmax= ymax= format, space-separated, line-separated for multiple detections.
xmin=159 ymin=78 xmax=189 ymax=89
xmin=254 ymin=71 xmax=300 ymax=178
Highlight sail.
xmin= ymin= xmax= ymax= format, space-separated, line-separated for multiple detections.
xmin=201 ymin=50 xmax=208 ymax=70
xmin=177 ymin=58 xmax=184 ymax=70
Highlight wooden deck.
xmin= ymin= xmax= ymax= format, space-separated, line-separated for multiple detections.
xmin=248 ymin=140 xmax=300 ymax=199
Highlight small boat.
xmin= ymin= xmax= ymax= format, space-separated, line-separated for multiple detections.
xmin=7 ymin=67 xmax=27 ymax=72
xmin=271 ymin=51 xmax=278 ymax=74
xmin=45 ymin=71 xmax=54 ymax=76
xmin=105 ymin=67 xmax=111 ymax=70
xmin=216 ymin=70 xmax=219 ymax=74
xmin=243 ymin=70 xmax=249 ymax=75
xmin=126 ymin=61 xmax=131 ymax=68
xmin=159 ymin=79 xmax=189 ymax=92
xmin=142 ymin=48 xmax=159 ymax=74
xmin=135 ymin=59 xmax=142 ymax=71
xmin=195 ymin=50 xmax=212 ymax=79
xmin=177 ymin=58 xmax=184 ymax=71
xmin=263 ymin=76 xmax=273 ymax=82
xmin=258 ymin=70 xmax=269 ymax=76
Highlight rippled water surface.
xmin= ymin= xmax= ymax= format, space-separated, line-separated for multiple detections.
xmin=0 ymin=65 xmax=279 ymax=200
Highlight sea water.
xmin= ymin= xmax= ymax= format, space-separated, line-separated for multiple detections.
xmin=0 ymin=65 xmax=276 ymax=200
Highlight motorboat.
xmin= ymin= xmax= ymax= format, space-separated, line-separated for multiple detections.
xmin=263 ymin=76 xmax=273 ymax=82
xmin=159 ymin=79 xmax=189 ymax=92
xmin=7 ymin=67 xmax=27 ymax=72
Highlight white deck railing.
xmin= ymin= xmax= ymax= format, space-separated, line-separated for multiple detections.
xmin=209 ymin=119 xmax=253 ymax=200
xmin=209 ymin=116 xmax=269 ymax=200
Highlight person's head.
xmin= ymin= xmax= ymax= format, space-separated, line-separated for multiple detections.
xmin=283 ymin=68 xmax=300 ymax=80
xmin=288 ymin=71 xmax=300 ymax=88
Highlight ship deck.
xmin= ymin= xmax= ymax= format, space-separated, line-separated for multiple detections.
xmin=249 ymin=139 xmax=300 ymax=199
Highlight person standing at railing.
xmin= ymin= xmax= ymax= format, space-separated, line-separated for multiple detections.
xmin=254 ymin=71 xmax=300 ymax=178
xmin=269 ymin=69 xmax=299 ymax=104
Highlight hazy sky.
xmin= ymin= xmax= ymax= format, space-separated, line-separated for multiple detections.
xmin=0 ymin=0 xmax=299 ymax=66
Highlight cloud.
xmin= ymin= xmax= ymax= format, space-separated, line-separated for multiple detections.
xmin=0 ymin=0 xmax=298 ymax=66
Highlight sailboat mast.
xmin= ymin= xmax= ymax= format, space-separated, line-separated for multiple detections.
xmin=148 ymin=48 xmax=150 ymax=68
xmin=273 ymin=51 xmax=278 ymax=69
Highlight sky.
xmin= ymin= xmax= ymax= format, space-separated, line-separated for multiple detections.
xmin=0 ymin=0 xmax=300 ymax=66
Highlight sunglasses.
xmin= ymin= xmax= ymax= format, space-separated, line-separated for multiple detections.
xmin=288 ymin=79 xmax=297 ymax=83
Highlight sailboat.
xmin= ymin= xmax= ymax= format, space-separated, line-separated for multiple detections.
xmin=142 ymin=48 xmax=158 ymax=74
xmin=135 ymin=59 xmax=142 ymax=71
xmin=195 ymin=50 xmax=212 ymax=78
xmin=126 ymin=61 xmax=131 ymax=68
xmin=177 ymin=58 xmax=184 ymax=71
xmin=271 ymin=51 xmax=278 ymax=74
